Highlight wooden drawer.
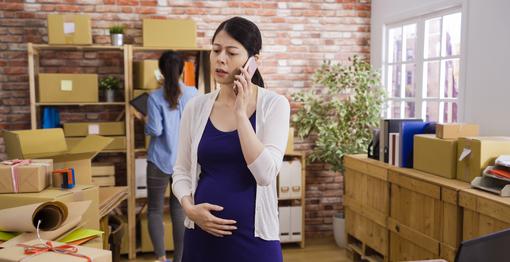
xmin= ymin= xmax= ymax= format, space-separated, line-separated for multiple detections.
xmin=460 ymin=188 xmax=510 ymax=240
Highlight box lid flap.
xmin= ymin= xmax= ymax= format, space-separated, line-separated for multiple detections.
xmin=2 ymin=129 xmax=68 ymax=159
xmin=54 ymin=135 xmax=113 ymax=161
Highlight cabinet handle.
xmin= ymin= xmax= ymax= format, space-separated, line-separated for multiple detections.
xmin=395 ymin=225 xmax=400 ymax=233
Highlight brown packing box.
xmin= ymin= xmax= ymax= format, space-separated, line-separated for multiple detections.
xmin=0 ymin=184 xmax=100 ymax=230
xmin=67 ymin=136 xmax=126 ymax=151
xmin=457 ymin=137 xmax=510 ymax=183
xmin=64 ymin=122 xmax=125 ymax=137
xmin=143 ymin=19 xmax=196 ymax=48
xmin=0 ymin=239 xmax=110 ymax=261
xmin=92 ymin=164 xmax=115 ymax=177
xmin=436 ymin=123 xmax=480 ymax=139
xmin=140 ymin=211 xmax=174 ymax=252
xmin=133 ymin=60 xmax=160 ymax=90
xmin=413 ymin=134 xmax=458 ymax=179
xmin=47 ymin=14 xmax=92 ymax=45
xmin=2 ymin=128 xmax=112 ymax=185
xmin=0 ymin=159 xmax=53 ymax=193
xmin=38 ymin=73 xmax=98 ymax=103
xmin=92 ymin=176 xmax=115 ymax=187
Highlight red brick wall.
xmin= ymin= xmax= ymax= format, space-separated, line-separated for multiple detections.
xmin=0 ymin=0 xmax=371 ymax=238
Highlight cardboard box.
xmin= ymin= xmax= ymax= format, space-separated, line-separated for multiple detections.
xmin=92 ymin=176 xmax=115 ymax=187
xmin=457 ymin=137 xmax=510 ymax=183
xmin=38 ymin=73 xmax=98 ymax=103
xmin=436 ymin=123 xmax=480 ymax=139
xmin=286 ymin=127 xmax=294 ymax=154
xmin=414 ymin=134 xmax=458 ymax=179
xmin=3 ymin=128 xmax=112 ymax=185
xmin=133 ymin=60 xmax=161 ymax=90
xmin=67 ymin=136 xmax=125 ymax=151
xmin=143 ymin=19 xmax=196 ymax=48
xmin=64 ymin=122 xmax=125 ymax=137
xmin=0 ymin=184 xmax=100 ymax=230
xmin=47 ymin=14 xmax=92 ymax=45
xmin=140 ymin=211 xmax=174 ymax=252
xmin=92 ymin=164 xmax=115 ymax=177
xmin=0 ymin=239 xmax=110 ymax=261
xmin=0 ymin=160 xmax=53 ymax=193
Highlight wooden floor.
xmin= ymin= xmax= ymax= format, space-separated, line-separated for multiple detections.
xmin=123 ymin=237 xmax=350 ymax=262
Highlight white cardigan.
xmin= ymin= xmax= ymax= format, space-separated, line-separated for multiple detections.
xmin=172 ymin=86 xmax=290 ymax=241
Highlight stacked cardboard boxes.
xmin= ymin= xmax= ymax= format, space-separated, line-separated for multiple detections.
xmin=3 ymin=128 xmax=112 ymax=185
xmin=91 ymin=164 xmax=116 ymax=187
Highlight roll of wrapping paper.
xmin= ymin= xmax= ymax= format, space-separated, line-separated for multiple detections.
xmin=0 ymin=201 xmax=68 ymax=232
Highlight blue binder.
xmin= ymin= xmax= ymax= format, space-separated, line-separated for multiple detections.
xmin=399 ymin=121 xmax=436 ymax=168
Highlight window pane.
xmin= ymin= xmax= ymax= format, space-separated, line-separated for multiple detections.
xmin=405 ymin=101 xmax=416 ymax=118
xmin=387 ymin=65 xmax=401 ymax=98
xmin=424 ymin=61 xmax=440 ymax=98
xmin=404 ymin=64 xmax=416 ymax=98
xmin=388 ymin=27 xmax=402 ymax=63
xmin=424 ymin=101 xmax=440 ymax=122
xmin=442 ymin=12 xmax=462 ymax=57
xmin=403 ymin=24 xmax=417 ymax=61
xmin=442 ymin=59 xmax=460 ymax=98
xmin=389 ymin=101 xmax=402 ymax=118
xmin=425 ymin=17 xmax=441 ymax=58
xmin=443 ymin=101 xmax=458 ymax=123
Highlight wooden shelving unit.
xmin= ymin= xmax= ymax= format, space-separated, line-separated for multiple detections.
xmin=280 ymin=151 xmax=306 ymax=248
xmin=27 ymin=43 xmax=217 ymax=259
xmin=27 ymin=42 xmax=138 ymax=258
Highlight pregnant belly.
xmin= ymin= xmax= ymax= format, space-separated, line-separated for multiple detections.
xmin=194 ymin=173 xmax=256 ymax=228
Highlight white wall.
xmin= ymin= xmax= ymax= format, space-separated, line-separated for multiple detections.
xmin=371 ymin=0 xmax=510 ymax=135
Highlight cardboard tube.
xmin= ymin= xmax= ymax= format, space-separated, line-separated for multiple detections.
xmin=0 ymin=201 xmax=68 ymax=232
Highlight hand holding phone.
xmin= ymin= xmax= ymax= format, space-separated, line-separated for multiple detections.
xmin=234 ymin=56 xmax=258 ymax=95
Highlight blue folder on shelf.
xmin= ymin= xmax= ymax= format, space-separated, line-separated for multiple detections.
xmin=399 ymin=121 xmax=436 ymax=168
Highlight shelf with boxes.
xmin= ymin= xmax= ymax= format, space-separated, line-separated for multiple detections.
xmin=22 ymin=13 xmax=212 ymax=259
xmin=27 ymin=41 xmax=136 ymax=257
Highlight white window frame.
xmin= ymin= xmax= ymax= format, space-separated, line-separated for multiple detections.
xmin=382 ymin=2 xmax=468 ymax=123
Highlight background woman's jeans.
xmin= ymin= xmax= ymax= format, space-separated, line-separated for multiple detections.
xmin=147 ymin=161 xmax=185 ymax=262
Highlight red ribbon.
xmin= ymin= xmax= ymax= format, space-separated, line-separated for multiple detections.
xmin=1 ymin=159 xmax=31 ymax=193
xmin=17 ymin=241 xmax=92 ymax=262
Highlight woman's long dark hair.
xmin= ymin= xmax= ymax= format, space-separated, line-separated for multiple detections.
xmin=159 ymin=51 xmax=184 ymax=109
xmin=212 ymin=17 xmax=265 ymax=88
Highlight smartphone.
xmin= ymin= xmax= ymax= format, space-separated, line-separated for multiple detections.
xmin=243 ymin=56 xmax=258 ymax=78
xmin=234 ymin=56 xmax=258 ymax=95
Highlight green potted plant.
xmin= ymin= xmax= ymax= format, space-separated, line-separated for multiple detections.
xmin=109 ymin=25 xmax=124 ymax=46
xmin=292 ymin=55 xmax=385 ymax=171
xmin=99 ymin=76 xmax=121 ymax=102
xmin=292 ymin=56 xmax=385 ymax=247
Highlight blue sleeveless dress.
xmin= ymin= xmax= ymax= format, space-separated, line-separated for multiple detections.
xmin=182 ymin=113 xmax=283 ymax=262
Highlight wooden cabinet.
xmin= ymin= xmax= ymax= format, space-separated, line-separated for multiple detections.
xmin=460 ymin=188 xmax=510 ymax=241
xmin=344 ymin=155 xmax=390 ymax=261
xmin=344 ymin=155 xmax=470 ymax=262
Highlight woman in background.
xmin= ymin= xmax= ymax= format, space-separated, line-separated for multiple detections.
xmin=144 ymin=51 xmax=198 ymax=262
